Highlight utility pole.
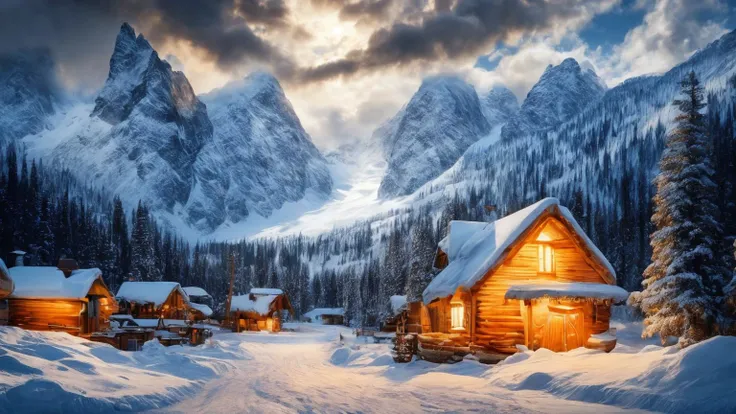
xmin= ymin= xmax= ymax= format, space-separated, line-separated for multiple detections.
xmin=224 ymin=252 xmax=236 ymax=329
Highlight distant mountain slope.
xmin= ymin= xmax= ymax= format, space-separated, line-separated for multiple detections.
xmin=377 ymin=76 xmax=491 ymax=199
xmin=0 ymin=49 xmax=58 ymax=144
xmin=10 ymin=23 xmax=331 ymax=236
xmin=187 ymin=73 xmax=332 ymax=231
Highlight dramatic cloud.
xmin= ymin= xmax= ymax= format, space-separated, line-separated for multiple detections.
xmin=606 ymin=0 xmax=728 ymax=83
xmin=0 ymin=0 xmax=731 ymax=149
xmin=300 ymin=0 xmax=617 ymax=82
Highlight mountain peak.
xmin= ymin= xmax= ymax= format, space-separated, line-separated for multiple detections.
xmin=377 ymin=74 xmax=490 ymax=198
xmin=517 ymin=57 xmax=606 ymax=130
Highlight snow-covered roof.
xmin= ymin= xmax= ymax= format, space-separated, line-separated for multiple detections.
xmin=423 ymin=198 xmax=616 ymax=304
xmin=250 ymin=288 xmax=283 ymax=295
xmin=8 ymin=266 xmax=107 ymax=300
xmin=189 ymin=302 xmax=213 ymax=317
xmin=231 ymin=294 xmax=279 ymax=315
xmin=182 ymin=286 xmax=211 ymax=298
xmin=303 ymin=308 xmax=344 ymax=319
xmin=504 ymin=282 xmax=629 ymax=302
xmin=10 ymin=250 xmax=26 ymax=255
xmin=390 ymin=295 xmax=408 ymax=316
xmin=441 ymin=221 xmax=489 ymax=261
xmin=116 ymin=281 xmax=188 ymax=307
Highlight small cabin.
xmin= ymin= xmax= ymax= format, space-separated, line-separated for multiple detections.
xmin=6 ymin=260 xmax=118 ymax=336
xmin=381 ymin=295 xmax=412 ymax=332
xmin=230 ymin=288 xmax=294 ymax=333
xmin=183 ymin=286 xmax=214 ymax=321
xmin=417 ymin=198 xmax=628 ymax=363
xmin=302 ymin=308 xmax=345 ymax=325
xmin=115 ymin=281 xmax=190 ymax=320
xmin=0 ymin=259 xmax=15 ymax=324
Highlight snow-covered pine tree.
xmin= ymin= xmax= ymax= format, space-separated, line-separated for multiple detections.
xmin=638 ymin=71 xmax=728 ymax=347
xmin=405 ymin=219 xmax=436 ymax=302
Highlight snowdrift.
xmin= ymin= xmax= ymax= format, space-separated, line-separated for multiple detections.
xmin=0 ymin=327 xmax=246 ymax=413
xmin=333 ymin=332 xmax=736 ymax=413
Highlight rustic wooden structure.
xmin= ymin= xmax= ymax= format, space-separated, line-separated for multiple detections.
xmin=6 ymin=261 xmax=118 ymax=336
xmin=417 ymin=198 xmax=627 ymax=363
xmin=302 ymin=308 xmax=345 ymax=325
xmin=90 ymin=328 xmax=155 ymax=351
xmin=116 ymin=281 xmax=190 ymax=320
xmin=183 ymin=286 xmax=214 ymax=321
xmin=230 ymin=288 xmax=294 ymax=333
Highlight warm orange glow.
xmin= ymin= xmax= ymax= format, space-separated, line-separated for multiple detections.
xmin=451 ymin=303 xmax=464 ymax=330
xmin=538 ymin=244 xmax=554 ymax=273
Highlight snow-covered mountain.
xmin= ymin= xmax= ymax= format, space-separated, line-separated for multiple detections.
xmin=186 ymin=73 xmax=332 ymax=231
xmin=480 ymin=85 xmax=519 ymax=127
xmin=0 ymin=49 xmax=58 ymax=144
xmin=377 ymin=76 xmax=491 ymax=199
xmin=9 ymin=23 xmax=331 ymax=236
xmin=514 ymin=58 xmax=606 ymax=132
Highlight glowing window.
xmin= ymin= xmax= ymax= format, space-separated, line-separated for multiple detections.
xmin=538 ymin=244 xmax=555 ymax=273
xmin=451 ymin=303 xmax=464 ymax=330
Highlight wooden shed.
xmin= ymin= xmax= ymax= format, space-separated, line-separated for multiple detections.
xmin=418 ymin=198 xmax=628 ymax=363
xmin=115 ymin=281 xmax=190 ymax=320
xmin=0 ymin=259 xmax=15 ymax=325
xmin=6 ymin=261 xmax=118 ymax=336
xmin=302 ymin=308 xmax=345 ymax=325
xmin=230 ymin=288 xmax=294 ymax=333
xmin=183 ymin=286 xmax=214 ymax=321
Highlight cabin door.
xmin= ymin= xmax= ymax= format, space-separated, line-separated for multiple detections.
xmin=541 ymin=305 xmax=584 ymax=352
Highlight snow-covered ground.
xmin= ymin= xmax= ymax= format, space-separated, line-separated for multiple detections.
xmin=1 ymin=318 xmax=735 ymax=413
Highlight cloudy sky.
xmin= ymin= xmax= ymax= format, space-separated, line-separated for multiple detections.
xmin=1 ymin=0 xmax=735 ymax=149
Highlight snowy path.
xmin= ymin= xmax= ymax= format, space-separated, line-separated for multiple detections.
xmin=159 ymin=324 xmax=641 ymax=414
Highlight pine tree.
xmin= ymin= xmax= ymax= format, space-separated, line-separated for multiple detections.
xmin=405 ymin=220 xmax=436 ymax=302
xmin=638 ymin=71 xmax=728 ymax=347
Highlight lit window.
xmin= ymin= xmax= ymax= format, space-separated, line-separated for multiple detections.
xmin=451 ymin=303 xmax=464 ymax=330
xmin=538 ymin=244 xmax=555 ymax=273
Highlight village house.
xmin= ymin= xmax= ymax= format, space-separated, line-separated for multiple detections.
xmin=414 ymin=198 xmax=628 ymax=363
xmin=302 ymin=308 xmax=345 ymax=325
xmin=0 ymin=259 xmax=15 ymax=325
xmin=5 ymin=259 xmax=118 ymax=336
xmin=183 ymin=286 xmax=214 ymax=321
xmin=115 ymin=281 xmax=190 ymax=320
xmin=230 ymin=288 xmax=294 ymax=333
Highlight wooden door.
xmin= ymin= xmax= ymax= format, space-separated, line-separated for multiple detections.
xmin=541 ymin=305 xmax=585 ymax=352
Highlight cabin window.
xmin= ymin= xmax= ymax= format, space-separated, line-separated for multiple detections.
xmin=451 ymin=303 xmax=464 ymax=330
xmin=538 ymin=244 xmax=555 ymax=274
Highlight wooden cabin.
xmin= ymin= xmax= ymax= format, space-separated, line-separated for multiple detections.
xmin=6 ymin=260 xmax=118 ymax=336
xmin=230 ymin=288 xmax=294 ymax=333
xmin=115 ymin=281 xmax=190 ymax=320
xmin=417 ymin=198 xmax=628 ymax=363
xmin=183 ymin=286 xmax=214 ymax=321
xmin=302 ymin=308 xmax=345 ymax=325
xmin=0 ymin=259 xmax=15 ymax=325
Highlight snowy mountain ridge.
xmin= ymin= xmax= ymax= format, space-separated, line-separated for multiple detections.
xmin=377 ymin=76 xmax=492 ymax=199
xmin=4 ymin=23 xmax=331 ymax=237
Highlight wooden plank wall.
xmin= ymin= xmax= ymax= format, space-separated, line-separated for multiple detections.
xmin=473 ymin=219 xmax=607 ymax=354
xmin=8 ymin=299 xmax=84 ymax=335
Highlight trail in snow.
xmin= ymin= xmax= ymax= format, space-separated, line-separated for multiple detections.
xmin=158 ymin=324 xmax=638 ymax=414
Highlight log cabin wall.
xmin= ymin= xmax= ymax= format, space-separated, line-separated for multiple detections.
xmin=472 ymin=218 xmax=608 ymax=354
xmin=8 ymin=298 xmax=85 ymax=335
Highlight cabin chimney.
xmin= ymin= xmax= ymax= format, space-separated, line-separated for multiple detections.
xmin=10 ymin=250 xmax=26 ymax=267
xmin=57 ymin=258 xmax=79 ymax=278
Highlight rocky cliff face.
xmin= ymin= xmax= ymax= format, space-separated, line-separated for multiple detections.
xmin=377 ymin=76 xmax=491 ymax=199
xmin=0 ymin=49 xmax=58 ymax=144
xmin=187 ymin=73 xmax=332 ymax=230
xmin=12 ymin=23 xmax=331 ymax=235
